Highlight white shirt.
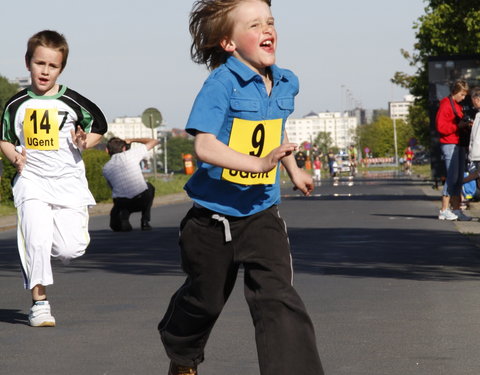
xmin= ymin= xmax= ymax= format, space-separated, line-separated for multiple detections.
xmin=4 ymin=87 xmax=107 ymax=208
xmin=102 ymin=144 xmax=149 ymax=199
xmin=469 ymin=111 xmax=480 ymax=161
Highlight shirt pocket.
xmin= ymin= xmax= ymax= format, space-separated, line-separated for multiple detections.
xmin=276 ymin=97 xmax=295 ymax=116
xmin=230 ymin=98 xmax=260 ymax=113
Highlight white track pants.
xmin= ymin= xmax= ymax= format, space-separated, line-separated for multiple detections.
xmin=17 ymin=200 xmax=90 ymax=289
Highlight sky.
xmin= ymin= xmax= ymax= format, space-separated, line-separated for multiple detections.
xmin=0 ymin=1 xmax=426 ymax=129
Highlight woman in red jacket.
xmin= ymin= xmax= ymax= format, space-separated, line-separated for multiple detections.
xmin=436 ymin=80 xmax=472 ymax=221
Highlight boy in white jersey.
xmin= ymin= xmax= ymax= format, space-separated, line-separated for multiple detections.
xmin=0 ymin=30 xmax=108 ymax=327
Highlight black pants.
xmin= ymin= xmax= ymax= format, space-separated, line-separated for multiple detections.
xmin=158 ymin=204 xmax=324 ymax=375
xmin=110 ymin=182 xmax=155 ymax=231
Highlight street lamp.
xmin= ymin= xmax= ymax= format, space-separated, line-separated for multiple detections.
xmin=393 ymin=115 xmax=399 ymax=166
xmin=390 ymin=85 xmax=399 ymax=166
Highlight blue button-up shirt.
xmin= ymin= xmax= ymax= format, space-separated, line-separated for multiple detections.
xmin=184 ymin=56 xmax=299 ymax=216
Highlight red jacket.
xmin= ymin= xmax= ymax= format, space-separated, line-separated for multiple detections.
xmin=436 ymin=96 xmax=463 ymax=144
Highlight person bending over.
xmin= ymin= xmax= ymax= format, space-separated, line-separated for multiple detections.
xmin=103 ymin=137 xmax=159 ymax=231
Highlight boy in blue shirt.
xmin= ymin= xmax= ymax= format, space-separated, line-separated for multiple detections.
xmin=158 ymin=1 xmax=324 ymax=374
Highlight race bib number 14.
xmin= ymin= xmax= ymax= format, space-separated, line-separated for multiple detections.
xmin=222 ymin=118 xmax=282 ymax=185
xmin=24 ymin=108 xmax=59 ymax=150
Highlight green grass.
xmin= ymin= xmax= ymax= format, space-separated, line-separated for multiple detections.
xmin=147 ymin=173 xmax=191 ymax=196
xmin=411 ymin=164 xmax=432 ymax=179
xmin=0 ymin=203 xmax=16 ymax=216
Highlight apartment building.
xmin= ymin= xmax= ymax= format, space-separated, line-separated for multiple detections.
xmin=285 ymin=111 xmax=358 ymax=150
xmin=389 ymin=95 xmax=414 ymax=121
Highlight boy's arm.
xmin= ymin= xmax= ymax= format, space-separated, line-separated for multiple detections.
xmin=0 ymin=140 xmax=27 ymax=173
xmin=280 ymin=131 xmax=314 ymax=196
xmin=195 ymin=131 xmax=297 ymax=173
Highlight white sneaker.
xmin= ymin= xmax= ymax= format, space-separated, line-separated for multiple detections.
xmin=438 ymin=209 xmax=458 ymax=221
xmin=29 ymin=300 xmax=56 ymax=327
xmin=452 ymin=209 xmax=472 ymax=221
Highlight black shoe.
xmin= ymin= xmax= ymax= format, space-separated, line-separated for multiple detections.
xmin=168 ymin=361 xmax=197 ymax=375
xmin=111 ymin=221 xmax=133 ymax=232
xmin=141 ymin=222 xmax=152 ymax=231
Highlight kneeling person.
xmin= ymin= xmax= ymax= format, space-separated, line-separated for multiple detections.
xmin=103 ymin=137 xmax=159 ymax=231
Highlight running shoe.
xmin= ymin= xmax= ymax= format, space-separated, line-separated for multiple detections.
xmin=438 ymin=209 xmax=458 ymax=221
xmin=29 ymin=300 xmax=56 ymax=327
xmin=452 ymin=209 xmax=473 ymax=221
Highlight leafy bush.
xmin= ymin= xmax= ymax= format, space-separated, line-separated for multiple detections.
xmin=0 ymin=149 xmax=111 ymax=205
xmin=0 ymin=154 xmax=15 ymax=205
xmin=164 ymin=137 xmax=195 ymax=173
xmin=82 ymin=148 xmax=111 ymax=202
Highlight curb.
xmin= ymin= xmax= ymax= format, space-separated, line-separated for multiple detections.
xmin=421 ymin=182 xmax=480 ymax=248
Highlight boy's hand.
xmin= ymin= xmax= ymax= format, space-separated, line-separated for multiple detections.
xmin=13 ymin=147 xmax=27 ymax=174
xmin=261 ymin=143 xmax=297 ymax=172
xmin=71 ymin=126 xmax=87 ymax=151
xmin=291 ymin=168 xmax=314 ymax=196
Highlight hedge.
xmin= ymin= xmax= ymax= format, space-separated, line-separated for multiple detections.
xmin=82 ymin=148 xmax=111 ymax=202
xmin=0 ymin=155 xmax=15 ymax=205
xmin=0 ymin=148 xmax=111 ymax=205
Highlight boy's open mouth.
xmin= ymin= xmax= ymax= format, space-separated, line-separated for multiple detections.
xmin=260 ymin=39 xmax=274 ymax=52
xmin=260 ymin=40 xmax=273 ymax=47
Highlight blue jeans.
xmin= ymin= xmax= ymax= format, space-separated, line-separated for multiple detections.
xmin=440 ymin=143 xmax=465 ymax=197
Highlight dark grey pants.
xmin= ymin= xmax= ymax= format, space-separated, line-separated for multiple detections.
xmin=109 ymin=182 xmax=155 ymax=231
xmin=158 ymin=204 xmax=324 ymax=375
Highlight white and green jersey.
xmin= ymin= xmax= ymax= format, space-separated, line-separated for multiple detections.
xmin=1 ymin=85 xmax=108 ymax=207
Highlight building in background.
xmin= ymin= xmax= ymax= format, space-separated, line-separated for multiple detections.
xmin=389 ymin=95 xmax=414 ymax=122
xmin=9 ymin=77 xmax=31 ymax=89
xmin=107 ymin=116 xmax=160 ymax=140
xmin=348 ymin=107 xmax=367 ymax=126
xmin=285 ymin=111 xmax=358 ymax=150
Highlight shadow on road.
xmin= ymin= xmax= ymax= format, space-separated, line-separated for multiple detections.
xmin=289 ymin=227 xmax=480 ymax=281
xmin=0 ymin=309 xmax=28 ymax=325
xmin=1 ymin=224 xmax=479 ymax=283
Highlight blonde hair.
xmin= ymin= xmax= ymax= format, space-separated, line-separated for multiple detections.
xmin=25 ymin=30 xmax=69 ymax=72
xmin=451 ymin=79 xmax=469 ymax=95
xmin=189 ymin=0 xmax=271 ymax=70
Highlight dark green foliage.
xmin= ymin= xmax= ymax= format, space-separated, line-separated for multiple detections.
xmin=357 ymin=116 xmax=414 ymax=157
xmin=313 ymin=132 xmax=334 ymax=154
xmin=0 ymin=75 xmax=20 ymax=114
xmin=82 ymin=148 xmax=111 ymax=202
xmin=392 ymin=1 xmax=480 ymax=146
xmin=164 ymin=136 xmax=195 ymax=173
xmin=0 ymin=154 xmax=16 ymax=205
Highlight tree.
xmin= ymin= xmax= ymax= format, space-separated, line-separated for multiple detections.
xmin=163 ymin=136 xmax=195 ymax=173
xmin=392 ymin=1 xmax=480 ymax=146
xmin=0 ymin=75 xmax=19 ymax=114
xmin=313 ymin=131 xmax=335 ymax=154
xmin=357 ymin=116 xmax=414 ymax=158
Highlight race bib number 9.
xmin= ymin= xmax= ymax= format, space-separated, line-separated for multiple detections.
xmin=24 ymin=108 xmax=59 ymax=150
xmin=222 ymin=118 xmax=282 ymax=185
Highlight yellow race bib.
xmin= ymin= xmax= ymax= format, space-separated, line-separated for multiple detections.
xmin=24 ymin=108 xmax=59 ymax=150
xmin=222 ymin=118 xmax=282 ymax=185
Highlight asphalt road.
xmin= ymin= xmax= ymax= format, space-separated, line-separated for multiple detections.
xmin=1 ymin=172 xmax=480 ymax=375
